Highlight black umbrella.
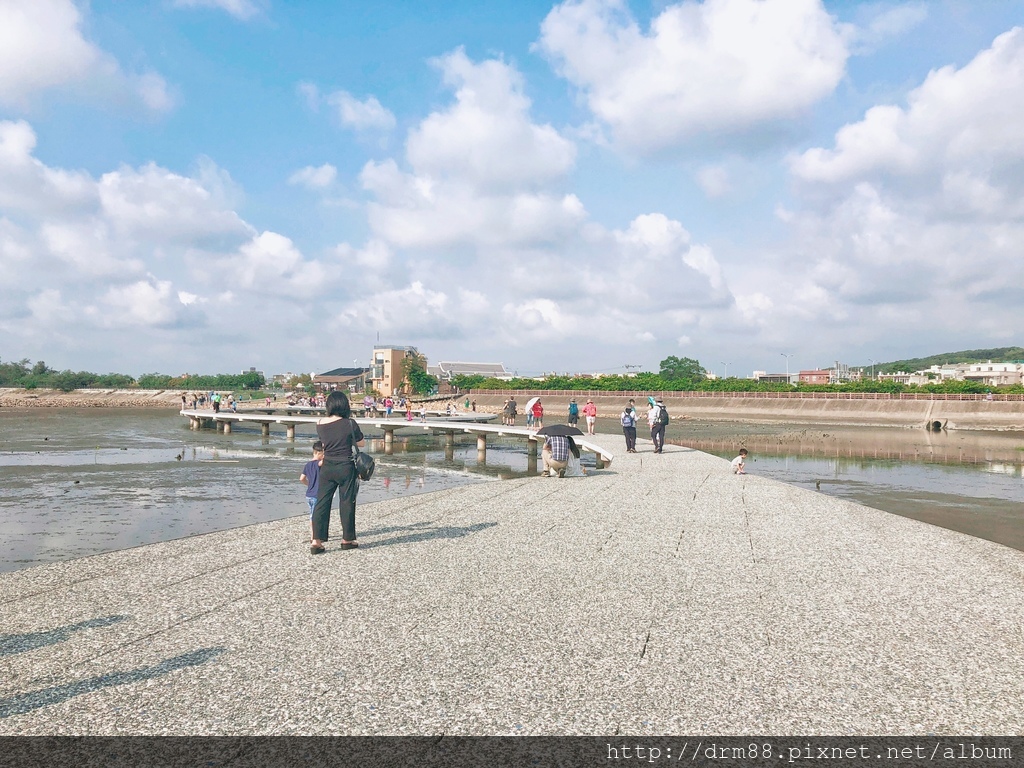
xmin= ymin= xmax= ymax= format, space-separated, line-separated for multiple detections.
xmin=535 ymin=424 xmax=584 ymax=437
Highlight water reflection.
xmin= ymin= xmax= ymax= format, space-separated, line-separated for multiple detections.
xmin=670 ymin=424 xmax=1024 ymax=553
xmin=0 ymin=409 xmax=575 ymax=572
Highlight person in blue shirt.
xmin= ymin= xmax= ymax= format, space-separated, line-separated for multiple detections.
xmin=300 ymin=440 xmax=325 ymax=544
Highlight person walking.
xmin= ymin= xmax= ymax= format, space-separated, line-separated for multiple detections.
xmin=310 ymin=391 xmax=365 ymax=555
xmin=581 ymin=398 xmax=597 ymax=435
xmin=620 ymin=404 xmax=637 ymax=452
xmin=567 ymin=399 xmax=579 ymax=426
xmin=648 ymin=397 xmax=668 ymax=453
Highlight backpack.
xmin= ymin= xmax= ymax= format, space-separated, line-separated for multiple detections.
xmin=620 ymin=411 xmax=634 ymax=427
xmin=569 ymin=402 xmax=579 ymax=416
xmin=658 ymin=405 xmax=669 ymax=425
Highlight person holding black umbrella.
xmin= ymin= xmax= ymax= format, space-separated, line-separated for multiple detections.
xmin=536 ymin=424 xmax=584 ymax=477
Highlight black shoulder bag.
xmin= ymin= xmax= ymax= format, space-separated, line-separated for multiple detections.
xmin=351 ymin=419 xmax=375 ymax=481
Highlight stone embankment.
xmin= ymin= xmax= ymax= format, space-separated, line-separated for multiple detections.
xmin=0 ymin=388 xmax=185 ymax=408
xmin=468 ymin=390 xmax=1024 ymax=431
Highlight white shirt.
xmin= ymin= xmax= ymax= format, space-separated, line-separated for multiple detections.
xmin=731 ymin=455 xmax=746 ymax=473
xmin=647 ymin=406 xmax=659 ymax=427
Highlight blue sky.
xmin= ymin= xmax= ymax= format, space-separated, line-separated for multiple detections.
xmin=2 ymin=0 xmax=1023 ymax=378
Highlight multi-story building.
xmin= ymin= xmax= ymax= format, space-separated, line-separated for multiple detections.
xmin=370 ymin=346 xmax=420 ymax=397
xmin=798 ymin=369 xmax=831 ymax=385
xmin=962 ymin=362 xmax=1024 ymax=387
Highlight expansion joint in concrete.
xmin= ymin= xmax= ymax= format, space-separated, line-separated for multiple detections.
xmin=639 ymin=628 xmax=653 ymax=660
xmin=692 ymin=472 xmax=711 ymax=500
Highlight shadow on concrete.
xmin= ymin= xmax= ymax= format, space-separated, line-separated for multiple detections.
xmin=359 ymin=521 xmax=498 ymax=550
xmin=0 ymin=647 xmax=226 ymax=719
xmin=0 ymin=615 xmax=129 ymax=658
xmin=359 ymin=521 xmax=434 ymax=538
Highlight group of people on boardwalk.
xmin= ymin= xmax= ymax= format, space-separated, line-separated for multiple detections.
xmin=302 ymin=391 xmax=748 ymax=552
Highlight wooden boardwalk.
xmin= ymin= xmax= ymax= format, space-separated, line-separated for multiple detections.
xmin=179 ymin=409 xmax=614 ymax=467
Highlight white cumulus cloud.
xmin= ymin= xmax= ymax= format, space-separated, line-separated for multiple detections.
xmin=755 ymin=27 xmax=1024 ymax=354
xmin=537 ymin=0 xmax=848 ymax=152
xmin=288 ymin=164 xmax=338 ymax=189
xmin=407 ymin=48 xmax=577 ymax=190
xmin=326 ymin=91 xmax=396 ymax=132
xmin=0 ymin=0 xmax=172 ymax=112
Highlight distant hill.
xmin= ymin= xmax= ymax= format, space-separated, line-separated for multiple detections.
xmin=872 ymin=347 xmax=1024 ymax=374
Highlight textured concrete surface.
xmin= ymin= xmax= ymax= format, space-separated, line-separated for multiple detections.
xmin=1 ymin=433 xmax=1022 ymax=735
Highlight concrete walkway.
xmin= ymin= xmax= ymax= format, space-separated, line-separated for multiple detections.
xmin=1 ymin=434 xmax=1023 ymax=735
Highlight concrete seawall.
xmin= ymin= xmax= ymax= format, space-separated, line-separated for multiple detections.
xmin=2 ymin=432 xmax=1022 ymax=735
xmin=468 ymin=392 xmax=1024 ymax=431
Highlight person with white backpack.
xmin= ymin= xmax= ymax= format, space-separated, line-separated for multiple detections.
xmin=620 ymin=404 xmax=637 ymax=452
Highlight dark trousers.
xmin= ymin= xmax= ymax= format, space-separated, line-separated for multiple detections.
xmin=651 ymin=423 xmax=665 ymax=452
xmin=312 ymin=459 xmax=358 ymax=542
xmin=623 ymin=426 xmax=636 ymax=451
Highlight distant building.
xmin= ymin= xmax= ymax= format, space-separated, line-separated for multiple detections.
xmin=877 ymin=371 xmax=915 ymax=385
xmin=829 ymin=362 xmax=859 ymax=383
xmin=962 ymin=362 xmax=1023 ymax=387
xmin=270 ymin=372 xmax=297 ymax=387
xmin=313 ymin=367 xmax=370 ymax=393
xmin=755 ymin=372 xmax=795 ymax=385
xmin=371 ymin=346 xmax=420 ymax=397
xmin=427 ymin=361 xmax=512 ymax=383
xmin=798 ymin=369 xmax=831 ymax=385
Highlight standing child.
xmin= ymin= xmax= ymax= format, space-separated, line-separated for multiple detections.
xmin=731 ymin=448 xmax=748 ymax=474
xmin=620 ymin=405 xmax=637 ymax=452
xmin=300 ymin=441 xmax=325 ymax=543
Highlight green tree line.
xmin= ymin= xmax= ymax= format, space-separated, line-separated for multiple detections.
xmin=0 ymin=358 xmax=265 ymax=392
xmin=450 ymin=355 xmax=1024 ymax=395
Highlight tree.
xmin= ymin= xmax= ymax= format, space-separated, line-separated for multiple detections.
xmin=239 ymin=370 xmax=265 ymax=390
xmin=399 ymin=352 xmax=438 ymax=395
xmin=659 ymin=356 xmax=705 ymax=383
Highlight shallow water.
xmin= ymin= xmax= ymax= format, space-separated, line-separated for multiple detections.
xmin=2 ymin=410 xmax=1022 ymax=572
xmin=658 ymin=420 xmax=1024 ymax=553
xmin=0 ymin=409 xmax=559 ymax=572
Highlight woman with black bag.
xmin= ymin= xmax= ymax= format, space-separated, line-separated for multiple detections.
xmin=310 ymin=391 xmax=365 ymax=555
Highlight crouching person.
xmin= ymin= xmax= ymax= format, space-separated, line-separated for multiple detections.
xmin=542 ymin=434 xmax=570 ymax=477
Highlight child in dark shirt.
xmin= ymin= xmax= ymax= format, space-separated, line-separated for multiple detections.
xmin=300 ymin=441 xmax=325 ymax=543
